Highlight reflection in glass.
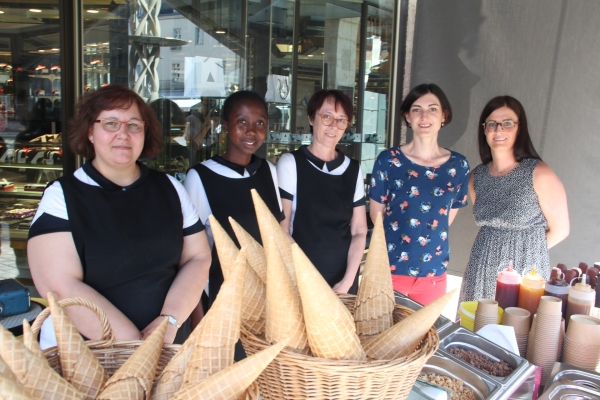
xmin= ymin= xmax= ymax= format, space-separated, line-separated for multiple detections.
xmin=0 ymin=0 xmax=63 ymax=278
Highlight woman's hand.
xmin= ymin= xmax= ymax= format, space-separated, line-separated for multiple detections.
xmin=142 ymin=316 xmax=178 ymax=343
xmin=332 ymin=278 xmax=354 ymax=294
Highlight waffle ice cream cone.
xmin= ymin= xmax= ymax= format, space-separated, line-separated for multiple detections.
xmin=0 ymin=324 xmax=83 ymax=399
xmin=21 ymin=319 xmax=44 ymax=360
xmin=354 ymin=212 xmax=395 ymax=338
xmin=150 ymin=317 xmax=207 ymax=400
xmin=172 ymin=337 xmax=289 ymax=400
xmin=0 ymin=356 xmax=33 ymax=399
xmin=97 ymin=318 xmax=168 ymax=400
xmin=240 ymin=260 xmax=267 ymax=336
xmin=363 ymin=289 xmax=455 ymax=360
xmin=251 ymin=189 xmax=296 ymax=285
xmin=48 ymin=293 xmax=107 ymax=400
xmin=292 ymin=244 xmax=366 ymax=361
xmin=181 ymin=250 xmax=246 ymax=386
xmin=265 ymin=237 xmax=310 ymax=354
xmin=208 ymin=214 xmax=239 ymax=279
xmin=229 ymin=217 xmax=267 ymax=283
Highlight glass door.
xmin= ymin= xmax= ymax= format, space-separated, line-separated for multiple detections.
xmin=0 ymin=0 xmax=64 ymax=282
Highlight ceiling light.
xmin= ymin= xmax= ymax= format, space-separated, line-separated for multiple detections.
xmin=307 ymin=54 xmax=313 ymax=57
xmin=39 ymin=49 xmax=45 ymax=52
xmin=87 ymin=10 xmax=99 ymax=13
xmin=30 ymin=9 xmax=42 ymax=12
xmin=215 ymin=29 xmax=226 ymax=34
xmin=51 ymin=48 xmax=59 ymax=51
xmin=0 ymin=11 xmax=4 ymax=14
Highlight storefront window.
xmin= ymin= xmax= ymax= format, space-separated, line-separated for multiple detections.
xmin=81 ymin=0 xmax=396 ymax=181
xmin=0 ymin=0 xmax=63 ymax=281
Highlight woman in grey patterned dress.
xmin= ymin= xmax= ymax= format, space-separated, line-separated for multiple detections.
xmin=460 ymin=96 xmax=570 ymax=303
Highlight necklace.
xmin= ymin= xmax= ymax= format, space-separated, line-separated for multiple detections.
xmin=492 ymin=161 xmax=518 ymax=174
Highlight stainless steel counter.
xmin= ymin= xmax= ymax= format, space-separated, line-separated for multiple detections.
xmin=394 ymin=291 xmax=454 ymax=334
xmin=540 ymin=362 xmax=600 ymax=399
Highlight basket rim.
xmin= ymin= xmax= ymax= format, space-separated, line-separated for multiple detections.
xmin=241 ymin=293 xmax=439 ymax=371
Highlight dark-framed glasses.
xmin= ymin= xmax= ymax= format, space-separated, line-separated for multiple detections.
xmin=94 ymin=118 xmax=145 ymax=133
xmin=317 ymin=113 xmax=349 ymax=130
xmin=483 ymin=120 xmax=518 ymax=132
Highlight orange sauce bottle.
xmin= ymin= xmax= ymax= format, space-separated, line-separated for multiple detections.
xmin=517 ymin=266 xmax=545 ymax=322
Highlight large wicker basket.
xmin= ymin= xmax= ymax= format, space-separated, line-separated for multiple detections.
xmin=30 ymin=297 xmax=259 ymax=399
xmin=240 ymin=293 xmax=438 ymax=400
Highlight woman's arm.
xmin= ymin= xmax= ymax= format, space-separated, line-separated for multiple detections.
xmin=28 ymin=232 xmax=141 ymax=340
xmin=369 ymin=198 xmax=385 ymax=223
xmin=141 ymin=230 xmax=211 ymax=343
xmin=279 ymin=198 xmax=295 ymax=243
xmin=333 ymin=205 xmax=368 ymax=293
xmin=468 ymin=170 xmax=476 ymax=205
xmin=533 ymin=162 xmax=570 ymax=248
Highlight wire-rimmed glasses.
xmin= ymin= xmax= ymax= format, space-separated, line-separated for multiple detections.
xmin=94 ymin=118 xmax=145 ymax=133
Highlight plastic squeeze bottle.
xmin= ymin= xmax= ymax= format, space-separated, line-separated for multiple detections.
xmin=517 ymin=266 xmax=545 ymax=322
xmin=495 ymin=261 xmax=521 ymax=310
xmin=566 ymin=274 xmax=595 ymax=327
xmin=544 ymin=268 xmax=570 ymax=318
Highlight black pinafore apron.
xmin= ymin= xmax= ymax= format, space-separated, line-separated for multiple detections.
xmin=291 ymin=150 xmax=360 ymax=294
xmin=194 ymin=160 xmax=281 ymax=306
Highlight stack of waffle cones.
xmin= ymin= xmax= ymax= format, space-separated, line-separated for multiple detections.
xmin=354 ymin=213 xmax=395 ymax=341
xmin=265 ymin=237 xmax=310 ymax=354
xmin=210 ymin=216 xmax=267 ymax=337
xmin=0 ymin=250 xmax=283 ymax=400
xmin=246 ymin=191 xmax=448 ymax=363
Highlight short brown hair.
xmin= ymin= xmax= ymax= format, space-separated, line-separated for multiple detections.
xmin=307 ymin=89 xmax=354 ymax=134
xmin=69 ymin=85 xmax=163 ymax=159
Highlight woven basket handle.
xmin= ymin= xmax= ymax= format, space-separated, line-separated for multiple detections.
xmin=30 ymin=297 xmax=115 ymax=348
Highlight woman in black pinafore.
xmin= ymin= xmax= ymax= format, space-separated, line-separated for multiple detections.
xmin=277 ymin=90 xmax=368 ymax=294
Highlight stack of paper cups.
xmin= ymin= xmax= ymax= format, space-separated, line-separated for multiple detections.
xmin=474 ymin=299 xmax=499 ymax=332
xmin=502 ymin=307 xmax=531 ymax=357
xmin=529 ymin=296 xmax=563 ymax=384
xmin=563 ymin=314 xmax=600 ymax=371
xmin=526 ymin=314 xmax=537 ymax=362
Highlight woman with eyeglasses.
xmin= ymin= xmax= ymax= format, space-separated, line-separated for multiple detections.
xmin=369 ymin=83 xmax=470 ymax=305
xmin=28 ymin=85 xmax=211 ymax=346
xmin=459 ymin=95 xmax=569 ymax=303
xmin=277 ymin=89 xmax=367 ymax=294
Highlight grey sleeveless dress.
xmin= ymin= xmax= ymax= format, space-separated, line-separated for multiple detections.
xmin=459 ymin=158 xmax=549 ymax=303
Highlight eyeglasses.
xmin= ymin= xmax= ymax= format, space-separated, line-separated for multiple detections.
xmin=94 ymin=118 xmax=145 ymax=133
xmin=317 ymin=113 xmax=349 ymax=130
xmin=483 ymin=120 xmax=518 ymax=132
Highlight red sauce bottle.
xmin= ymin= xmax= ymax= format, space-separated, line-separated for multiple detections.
xmin=495 ymin=261 xmax=521 ymax=310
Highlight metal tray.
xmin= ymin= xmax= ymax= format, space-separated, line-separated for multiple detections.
xmin=539 ymin=379 xmax=600 ymax=399
xmin=438 ymin=327 xmax=530 ymax=385
xmin=420 ymin=353 xmax=502 ymax=400
xmin=546 ymin=362 xmax=600 ymax=392
xmin=393 ymin=291 xmax=454 ymax=334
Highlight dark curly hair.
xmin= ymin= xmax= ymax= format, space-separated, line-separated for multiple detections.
xmin=477 ymin=96 xmax=541 ymax=164
xmin=69 ymin=85 xmax=163 ymax=159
